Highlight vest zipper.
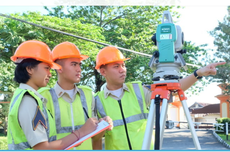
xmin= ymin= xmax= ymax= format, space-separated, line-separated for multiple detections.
xmin=70 ymin=103 xmax=75 ymax=131
xmin=117 ymin=100 xmax=132 ymax=150
xmin=70 ymin=102 xmax=76 ymax=150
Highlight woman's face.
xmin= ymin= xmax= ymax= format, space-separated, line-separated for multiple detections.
xmin=27 ymin=62 xmax=52 ymax=90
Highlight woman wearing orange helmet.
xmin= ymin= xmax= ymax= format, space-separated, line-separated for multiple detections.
xmin=7 ymin=40 xmax=97 ymax=150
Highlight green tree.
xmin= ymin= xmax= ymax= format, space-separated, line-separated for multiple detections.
xmin=1 ymin=7 xmax=210 ymax=94
xmin=0 ymin=12 xmax=105 ymax=129
xmin=0 ymin=12 xmax=105 ymax=92
xmin=209 ymin=6 xmax=230 ymax=94
xmin=45 ymin=6 xmax=202 ymax=91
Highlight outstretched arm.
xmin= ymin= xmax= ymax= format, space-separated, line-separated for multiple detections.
xmin=179 ymin=62 xmax=226 ymax=91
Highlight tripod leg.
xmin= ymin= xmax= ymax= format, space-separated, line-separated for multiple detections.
xmin=160 ymin=98 xmax=169 ymax=149
xmin=154 ymin=96 xmax=161 ymax=150
xmin=142 ymin=99 xmax=156 ymax=150
xmin=181 ymin=100 xmax=201 ymax=150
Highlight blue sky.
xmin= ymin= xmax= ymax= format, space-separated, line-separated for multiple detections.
xmin=0 ymin=5 xmax=229 ymax=106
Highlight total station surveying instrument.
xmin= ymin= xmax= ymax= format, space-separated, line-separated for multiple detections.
xmin=141 ymin=11 xmax=201 ymax=150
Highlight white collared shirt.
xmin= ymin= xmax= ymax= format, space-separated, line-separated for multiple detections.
xmin=103 ymin=83 xmax=152 ymax=107
xmin=18 ymin=83 xmax=48 ymax=148
xmin=53 ymin=82 xmax=96 ymax=117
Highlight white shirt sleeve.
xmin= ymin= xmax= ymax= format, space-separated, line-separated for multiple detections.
xmin=142 ymin=86 xmax=152 ymax=108
xmin=91 ymin=92 xmax=97 ymax=119
xmin=18 ymin=95 xmax=48 ymax=147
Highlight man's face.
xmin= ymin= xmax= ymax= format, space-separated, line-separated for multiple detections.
xmin=57 ymin=58 xmax=82 ymax=83
xmin=101 ymin=61 xmax=127 ymax=86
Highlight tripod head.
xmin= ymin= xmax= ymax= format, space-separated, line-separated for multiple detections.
xmin=149 ymin=11 xmax=187 ymax=81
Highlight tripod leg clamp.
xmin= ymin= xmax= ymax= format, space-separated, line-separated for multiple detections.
xmin=154 ymin=95 xmax=161 ymax=105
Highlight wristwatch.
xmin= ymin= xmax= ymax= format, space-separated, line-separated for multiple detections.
xmin=194 ymin=69 xmax=203 ymax=79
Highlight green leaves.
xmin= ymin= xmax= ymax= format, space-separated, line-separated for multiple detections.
xmin=0 ymin=12 xmax=106 ymax=93
xmin=0 ymin=7 xmax=211 ymax=94
xmin=209 ymin=6 xmax=230 ymax=94
xmin=44 ymin=6 xmax=209 ymax=92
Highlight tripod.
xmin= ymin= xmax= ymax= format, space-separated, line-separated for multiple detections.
xmin=142 ymin=80 xmax=201 ymax=150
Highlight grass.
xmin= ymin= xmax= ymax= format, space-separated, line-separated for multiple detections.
xmin=217 ymin=133 xmax=230 ymax=145
xmin=0 ymin=135 xmax=7 ymax=150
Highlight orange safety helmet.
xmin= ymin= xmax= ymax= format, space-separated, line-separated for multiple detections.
xmin=11 ymin=40 xmax=61 ymax=69
xmin=95 ymin=46 xmax=130 ymax=69
xmin=51 ymin=42 xmax=89 ymax=61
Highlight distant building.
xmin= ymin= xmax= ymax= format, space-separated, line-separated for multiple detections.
xmin=190 ymin=103 xmax=220 ymax=123
xmin=215 ymin=84 xmax=230 ymax=118
xmin=167 ymin=99 xmax=219 ymax=127
xmin=189 ymin=102 xmax=210 ymax=111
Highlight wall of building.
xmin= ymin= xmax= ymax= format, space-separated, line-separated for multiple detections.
xmin=194 ymin=113 xmax=220 ymax=123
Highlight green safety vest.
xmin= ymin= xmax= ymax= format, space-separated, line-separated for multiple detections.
xmin=39 ymin=85 xmax=93 ymax=150
xmin=95 ymin=81 xmax=154 ymax=150
xmin=7 ymin=88 xmax=56 ymax=150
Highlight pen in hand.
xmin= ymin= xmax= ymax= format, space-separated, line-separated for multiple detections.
xmin=83 ymin=107 xmax=89 ymax=119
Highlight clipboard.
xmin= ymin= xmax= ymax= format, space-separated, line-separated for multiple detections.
xmin=64 ymin=120 xmax=110 ymax=150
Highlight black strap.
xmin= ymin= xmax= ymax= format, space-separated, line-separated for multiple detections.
xmin=194 ymin=69 xmax=203 ymax=79
xmin=154 ymin=95 xmax=161 ymax=150
xmin=24 ymin=92 xmax=38 ymax=105
xmin=117 ymin=100 xmax=132 ymax=150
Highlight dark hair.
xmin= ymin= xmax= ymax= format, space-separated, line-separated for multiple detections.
xmin=14 ymin=58 xmax=41 ymax=83
xmin=100 ymin=64 xmax=107 ymax=69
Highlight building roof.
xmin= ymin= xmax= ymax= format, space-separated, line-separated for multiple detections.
xmin=197 ymin=102 xmax=211 ymax=107
xmin=191 ymin=104 xmax=220 ymax=114
xmin=188 ymin=102 xmax=211 ymax=112
xmin=189 ymin=102 xmax=210 ymax=109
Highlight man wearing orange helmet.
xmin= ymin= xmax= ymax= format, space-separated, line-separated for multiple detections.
xmin=39 ymin=42 xmax=113 ymax=150
xmin=94 ymin=46 xmax=226 ymax=150
xmin=8 ymin=40 xmax=98 ymax=150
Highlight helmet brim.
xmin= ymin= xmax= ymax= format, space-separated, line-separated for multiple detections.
xmin=51 ymin=62 xmax=62 ymax=70
xmin=53 ymin=54 xmax=89 ymax=61
xmin=95 ymin=58 xmax=130 ymax=69
xmin=11 ymin=55 xmax=62 ymax=70
xmin=80 ymin=55 xmax=89 ymax=61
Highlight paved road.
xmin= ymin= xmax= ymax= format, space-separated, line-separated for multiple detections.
xmin=161 ymin=129 xmax=229 ymax=150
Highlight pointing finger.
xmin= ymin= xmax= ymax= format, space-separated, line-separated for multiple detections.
xmin=212 ymin=62 xmax=226 ymax=67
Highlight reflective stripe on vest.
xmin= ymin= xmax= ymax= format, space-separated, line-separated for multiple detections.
xmin=8 ymin=140 xmax=30 ymax=149
xmin=8 ymin=90 xmax=56 ymax=150
xmin=8 ymin=142 xmax=30 ymax=150
xmin=96 ymin=83 xmax=148 ymax=127
xmin=95 ymin=95 xmax=106 ymax=118
xmin=9 ymin=90 xmax=23 ymax=111
xmin=132 ymin=83 xmax=146 ymax=115
xmin=42 ymin=103 xmax=56 ymax=142
xmin=113 ymin=113 xmax=148 ymax=127
xmin=8 ymin=130 xmax=31 ymax=150
xmin=79 ymin=88 xmax=89 ymax=119
xmin=49 ymin=88 xmax=88 ymax=134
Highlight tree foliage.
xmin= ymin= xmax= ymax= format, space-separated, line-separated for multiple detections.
xmin=0 ymin=7 xmax=214 ymax=130
xmin=0 ymin=7 xmax=211 ymax=94
xmin=45 ymin=6 xmax=206 ymax=91
xmin=209 ymin=6 xmax=230 ymax=94
xmin=0 ymin=12 xmax=105 ymax=92
xmin=0 ymin=12 xmax=105 ymax=129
